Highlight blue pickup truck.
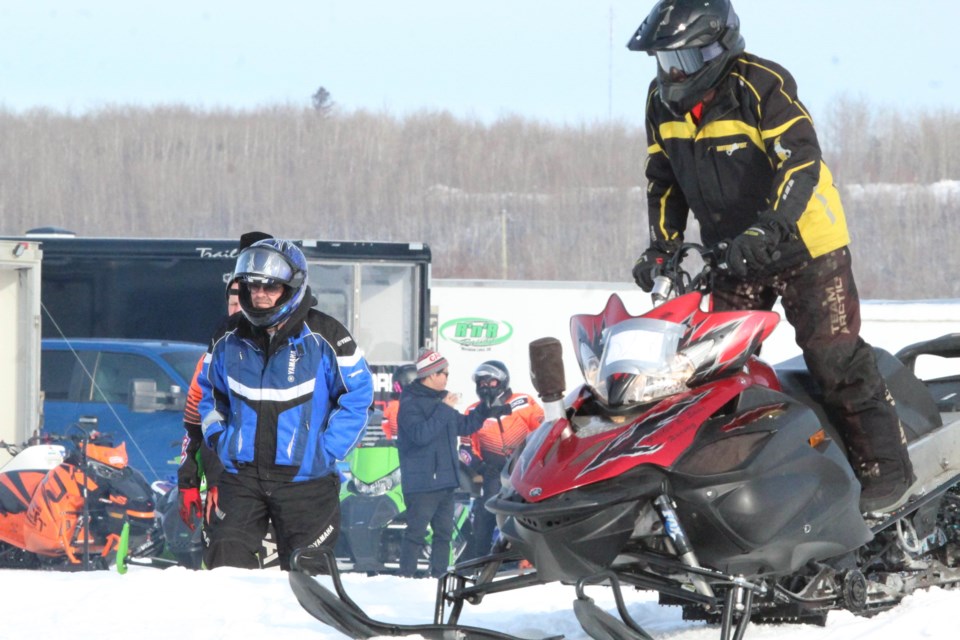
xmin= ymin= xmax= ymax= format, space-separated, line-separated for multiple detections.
xmin=41 ymin=338 xmax=206 ymax=483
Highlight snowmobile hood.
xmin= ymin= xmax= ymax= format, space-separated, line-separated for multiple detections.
xmin=504 ymin=374 xmax=758 ymax=503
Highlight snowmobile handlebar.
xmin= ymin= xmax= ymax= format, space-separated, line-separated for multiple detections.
xmin=1 ymin=427 xmax=117 ymax=458
xmin=650 ymin=243 xmax=722 ymax=305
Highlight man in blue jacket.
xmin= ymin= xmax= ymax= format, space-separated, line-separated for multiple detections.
xmin=198 ymin=239 xmax=374 ymax=570
xmin=396 ymin=349 xmax=510 ymax=578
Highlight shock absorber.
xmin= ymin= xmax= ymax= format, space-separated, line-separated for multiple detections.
xmin=654 ymin=494 xmax=715 ymax=598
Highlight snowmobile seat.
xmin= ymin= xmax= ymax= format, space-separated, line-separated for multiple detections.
xmin=774 ymin=347 xmax=942 ymax=446
xmin=895 ymin=334 xmax=960 ymax=413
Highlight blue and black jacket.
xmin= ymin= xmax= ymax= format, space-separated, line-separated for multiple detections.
xmin=198 ymin=290 xmax=373 ymax=482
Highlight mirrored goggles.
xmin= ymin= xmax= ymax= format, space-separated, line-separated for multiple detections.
xmin=655 ymin=41 xmax=724 ymax=75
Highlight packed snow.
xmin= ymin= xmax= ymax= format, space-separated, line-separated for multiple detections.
xmin=1 ymin=564 xmax=959 ymax=640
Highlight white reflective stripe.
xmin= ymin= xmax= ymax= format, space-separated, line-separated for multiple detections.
xmin=203 ymin=352 xmax=212 ymax=364
xmin=337 ymin=350 xmax=364 ymax=368
xmin=201 ymin=411 xmax=224 ymax=434
xmin=227 ymin=376 xmax=316 ymax=402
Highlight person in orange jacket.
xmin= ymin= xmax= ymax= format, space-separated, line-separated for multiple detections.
xmin=463 ymin=360 xmax=544 ymax=560
xmin=381 ymin=364 xmax=416 ymax=440
xmin=178 ymin=231 xmax=272 ymax=556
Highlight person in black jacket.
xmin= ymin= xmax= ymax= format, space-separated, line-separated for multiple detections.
xmin=627 ymin=0 xmax=913 ymax=513
xmin=396 ymin=348 xmax=510 ymax=578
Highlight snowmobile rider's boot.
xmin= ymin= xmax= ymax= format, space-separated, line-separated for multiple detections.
xmin=826 ymin=375 xmax=915 ymax=514
xmin=854 ymin=410 xmax=916 ymax=515
xmin=858 ymin=458 xmax=915 ymax=514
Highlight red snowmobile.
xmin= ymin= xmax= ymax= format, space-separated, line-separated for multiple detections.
xmin=0 ymin=429 xmax=163 ymax=570
xmin=288 ymin=244 xmax=960 ymax=640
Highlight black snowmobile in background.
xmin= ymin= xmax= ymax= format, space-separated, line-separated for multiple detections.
xmin=288 ymin=244 xmax=960 ymax=640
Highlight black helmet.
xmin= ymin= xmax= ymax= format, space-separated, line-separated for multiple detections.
xmin=627 ymin=0 xmax=745 ymax=116
xmin=472 ymin=360 xmax=510 ymax=405
xmin=391 ymin=364 xmax=417 ymax=395
xmin=233 ymin=239 xmax=308 ymax=328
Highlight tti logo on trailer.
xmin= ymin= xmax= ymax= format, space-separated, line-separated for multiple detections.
xmin=440 ymin=317 xmax=513 ymax=350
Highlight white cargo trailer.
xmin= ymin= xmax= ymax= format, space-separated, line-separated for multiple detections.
xmin=0 ymin=240 xmax=42 ymax=460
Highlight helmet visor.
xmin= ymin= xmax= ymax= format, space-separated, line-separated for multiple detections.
xmin=472 ymin=363 xmax=508 ymax=384
xmin=233 ymin=247 xmax=294 ymax=284
xmin=655 ymin=41 xmax=724 ymax=76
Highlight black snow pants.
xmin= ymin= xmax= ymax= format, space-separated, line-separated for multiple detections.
xmin=205 ymin=472 xmax=340 ymax=571
xmin=465 ymin=453 xmax=508 ymax=561
xmin=711 ymin=247 xmax=913 ymax=488
xmin=400 ymin=489 xmax=455 ymax=578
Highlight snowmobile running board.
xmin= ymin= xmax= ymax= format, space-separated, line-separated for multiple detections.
xmin=288 ymin=547 xmax=562 ymax=640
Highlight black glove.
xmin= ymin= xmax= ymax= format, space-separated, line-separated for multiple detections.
xmin=632 ymin=242 xmax=676 ymax=292
xmin=483 ymin=401 xmax=513 ymax=420
xmin=719 ymin=217 xmax=789 ymax=278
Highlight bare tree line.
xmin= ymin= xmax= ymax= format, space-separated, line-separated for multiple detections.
xmin=0 ymin=100 xmax=956 ymax=298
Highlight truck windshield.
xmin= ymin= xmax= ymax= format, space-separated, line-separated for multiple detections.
xmin=161 ymin=349 xmax=206 ymax=385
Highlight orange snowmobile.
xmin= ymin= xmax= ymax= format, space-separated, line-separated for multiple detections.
xmin=0 ymin=431 xmax=163 ymax=569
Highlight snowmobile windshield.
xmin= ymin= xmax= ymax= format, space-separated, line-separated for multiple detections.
xmin=587 ymin=318 xmax=693 ymax=408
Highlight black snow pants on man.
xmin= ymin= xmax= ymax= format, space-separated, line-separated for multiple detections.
xmin=400 ymin=488 xmax=455 ymax=578
xmin=711 ymin=247 xmax=914 ymax=512
xmin=205 ymin=472 xmax=341 ymax=570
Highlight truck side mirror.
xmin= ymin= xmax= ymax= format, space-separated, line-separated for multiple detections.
xmin=130 ymin=379 xmax=162 ymax=412
xmin=130 ymin=380 xmax=186 ymax=413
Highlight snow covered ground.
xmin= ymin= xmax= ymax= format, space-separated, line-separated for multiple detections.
xmin=2 ymin=564 xmax=959 ymax=640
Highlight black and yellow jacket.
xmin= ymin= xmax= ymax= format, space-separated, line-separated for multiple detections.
xmin=644 ymin=52 xmax=849 ymax=269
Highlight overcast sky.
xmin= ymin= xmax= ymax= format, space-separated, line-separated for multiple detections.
xmin=1 ymin=1 xmax=956 ymax=124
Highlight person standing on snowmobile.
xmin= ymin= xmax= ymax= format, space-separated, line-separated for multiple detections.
xmin=198 ymin=238 xmax=374 ymax=570
xmin=627 ymin=0 xmax=913 ymax=513
xmin=381 ymin=364 xmax=416 ymax=440
xmin=463 ymin=361 xmax=543 ymax=560
xmin=396 ymin=349 xmax=511 ymax=578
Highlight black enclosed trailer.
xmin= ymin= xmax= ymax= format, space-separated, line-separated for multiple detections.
xmin=9 ymin=231 xmax=432 ymax=402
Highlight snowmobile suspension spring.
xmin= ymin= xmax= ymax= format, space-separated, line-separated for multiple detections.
xmin=654 ymin=494 xmax=715 ymax=598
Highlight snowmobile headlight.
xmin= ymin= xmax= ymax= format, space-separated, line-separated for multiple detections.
xmin=88 ymin=458 xmax=126 ymax=480
xmin=591 ymin=319 xmax=692 ymax=407
xmin=352 ymin=467 xmax=401 ymax=496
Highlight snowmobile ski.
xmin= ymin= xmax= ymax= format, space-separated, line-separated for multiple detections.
xmin=289 ymin=548 xmax=561 ymax=640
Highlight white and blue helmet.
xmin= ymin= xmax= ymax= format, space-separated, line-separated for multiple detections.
xmin=233 ymin=239 xmax=308 ymax=328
